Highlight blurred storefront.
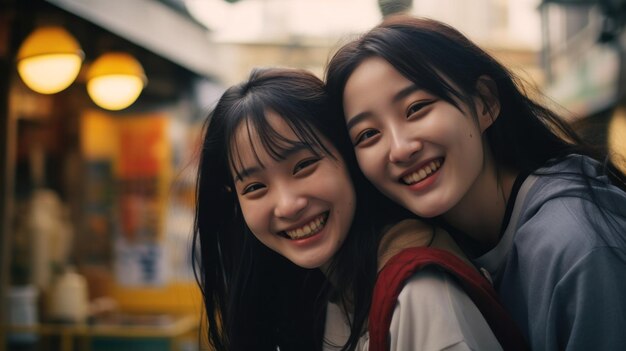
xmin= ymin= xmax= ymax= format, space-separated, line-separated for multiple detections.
xmin=539 ymin=0 xmax=626 ymax=171
xmin=1 ymin=1 xmax=225 ymax=350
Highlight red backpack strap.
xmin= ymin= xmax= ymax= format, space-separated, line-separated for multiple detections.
xmin=368 ymin=247 xmax=528 ymax=351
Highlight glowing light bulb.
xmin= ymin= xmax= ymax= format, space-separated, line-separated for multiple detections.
xmin=17 ymin=26 xmax=84 ymax=94
xmin=87 ymin=52 xmax=147 ymax=111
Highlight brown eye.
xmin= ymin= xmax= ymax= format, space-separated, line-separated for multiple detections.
xmin=407 ymin=100 xmax=434 ymax=118
xmin=242 ymin=183 xmax=265 ymax=195
xmin=293 ymin=157 xmax=320 ymax=174
xmin=355 ymin=129 xmax=380 ymax=146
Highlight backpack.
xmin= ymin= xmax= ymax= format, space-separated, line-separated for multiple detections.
xmin=368 ymin=247 xmax=528 ymax=351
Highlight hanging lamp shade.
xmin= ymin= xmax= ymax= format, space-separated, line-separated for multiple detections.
xmin=86 ymin=52 xmax=147 ymax=111
xmin=16 ymin=26 xmax=84 ymax=94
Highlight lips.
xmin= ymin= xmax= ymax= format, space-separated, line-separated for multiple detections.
xmin=279 ymin=212 xmax=329 ymax=240
xmin=400 ymin=158 xmax=443 ymax=185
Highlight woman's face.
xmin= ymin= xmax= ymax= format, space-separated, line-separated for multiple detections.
xmin=230 ymin=111 xmax=356 ymax=269
xmin=342 ymin=57 xmax=494 ymax=219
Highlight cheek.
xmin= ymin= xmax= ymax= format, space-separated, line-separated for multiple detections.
xmin=457 ymin=125 xmax=485 ymax=157
xmin=239 ymin=201 xmax=266 ymax=234
xmin=326 ymin=170 xmax=357 ymax=216
xmin=435 ymin=116 xmax=479 ymax=152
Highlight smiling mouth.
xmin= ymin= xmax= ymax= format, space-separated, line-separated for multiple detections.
xmin=279 ymin=212 xmax=329 ymax=240
xmin=401 ymin=158 xmax=443 ymax=185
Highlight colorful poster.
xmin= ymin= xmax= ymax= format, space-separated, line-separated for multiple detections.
xmin=82 ymin=111 xmax=172 ymax=287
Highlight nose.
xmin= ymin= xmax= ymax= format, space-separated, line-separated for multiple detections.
xmin=388 ymin=129 xmax=422 ymax=164
xmin=273 ymin=188 xmax=308 ymax=219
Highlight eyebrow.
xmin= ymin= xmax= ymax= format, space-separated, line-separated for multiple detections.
xmin=346 ymin=83 xmax=421 ymax=131
xmin=233 ymin=142 xmax=311 ymax=182
xmin=234 ymin=165 xmax=262 ymax=182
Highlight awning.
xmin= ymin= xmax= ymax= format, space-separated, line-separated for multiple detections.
xmin=46 ymin=0 xmax=220 ymax=79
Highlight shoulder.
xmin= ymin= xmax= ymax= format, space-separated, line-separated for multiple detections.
xmin=515 ymin=156 xmax=626 ymax=248
xmin=503 ymin=157 xmax=626 ymax=279
xmin=389 ymin=268 xmax=502 ymax=351
xmin=527 ymin=155 xmax=626 ymax=213
xmin=510 ymin=196 xmax=624 ymax=278
xmin=395 ymin=267 xmax=486 ymax=323
xmin=396 ymin=266 xmax=460 ymax=301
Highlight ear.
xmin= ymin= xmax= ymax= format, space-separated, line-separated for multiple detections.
xmin=474 ymin=75 xmax=501 ymax=132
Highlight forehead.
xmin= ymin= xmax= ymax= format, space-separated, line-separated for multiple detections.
xmin=345 ymin=58 xmax=410 ymax=95
xmin=343 ymin=57 xmax=411 ymax=112
xmin=232 ymin=110 xmax=298 ymax=155
xmin=229 ymin=110 xmax=310 ymax=176
xmin=344 ymin=56 xmax=467 ymax=113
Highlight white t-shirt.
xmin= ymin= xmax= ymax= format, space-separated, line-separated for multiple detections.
xmin=323 ymin=267 xmax=502 ymax=351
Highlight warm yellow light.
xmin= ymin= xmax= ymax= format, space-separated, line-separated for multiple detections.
xmin=87 ymin=52 xmax=147 ymax=111
xmin=17 ymin=26 xmax=83 ymax=94
xmin=88 ymin=75 xmax=145 ymax=111
xmin=609 ymin=107 xmax=626 ymax=173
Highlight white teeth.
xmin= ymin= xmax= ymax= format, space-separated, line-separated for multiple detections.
xmin=285 ymin=214 xmax=326 ymax=239
xmin=402 ymin=160 xmax=442 ymax=185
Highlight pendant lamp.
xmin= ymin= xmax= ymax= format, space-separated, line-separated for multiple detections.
xmin=87 ymin=52 xmax=147 ymax=111
xmin=16 ymin=26 xmax=84 ymax=94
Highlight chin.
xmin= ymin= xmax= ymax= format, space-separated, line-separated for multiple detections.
xmin=294 ymin=259 xmax=326 ymax=270
xmin=287 ymin=252 xmax=329 ymax=269
xmin=408 ymin=202 xmax=448 ymax=219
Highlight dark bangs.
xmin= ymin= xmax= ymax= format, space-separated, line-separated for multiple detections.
xmin=222 ymin=71 xmax=335 ymax=181
xmin=327 ymin=16 xmax=499 ymax=121
xmin=389 ymin=17 xmax=526 ymax=116
xmin=366 ymin=29 xmax=466 ymax=109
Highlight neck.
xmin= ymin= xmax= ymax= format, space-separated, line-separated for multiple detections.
xmin=443 ymin=149 xmax=518 ymax=249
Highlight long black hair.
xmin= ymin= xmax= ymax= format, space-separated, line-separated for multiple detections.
xmin=325 ymin=15 xmax=626 ymax=246
xmin=192 ymin=67 xmax=410 ymax=351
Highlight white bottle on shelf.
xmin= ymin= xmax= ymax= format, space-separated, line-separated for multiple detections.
xmin=48 ymin=266 xmax=89 ymax=324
